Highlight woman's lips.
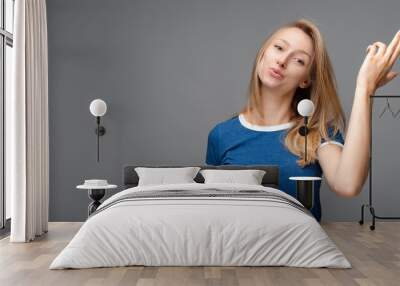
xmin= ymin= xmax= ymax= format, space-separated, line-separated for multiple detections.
xmin=269 ymin=68 xmax=284 ymax=80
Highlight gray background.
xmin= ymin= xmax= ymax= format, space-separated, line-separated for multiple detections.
xmin=47 ymin=0 xmax=400 ymax=222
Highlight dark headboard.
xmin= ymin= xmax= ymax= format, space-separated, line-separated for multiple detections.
xmin=122 ymin=165 xmax=280 ymax=189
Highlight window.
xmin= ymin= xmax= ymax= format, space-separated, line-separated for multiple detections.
xmin=1 ymin=0 xmax=14 ymax=231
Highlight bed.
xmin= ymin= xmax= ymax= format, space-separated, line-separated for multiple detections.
xmin=49 ymin=164 xmax=351 ymax=269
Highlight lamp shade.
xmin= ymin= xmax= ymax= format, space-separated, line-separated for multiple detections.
xmin=297 ymin=99 xmax=314 ymax=117
xmin=89 ymin=99 xmax=107 ymax=117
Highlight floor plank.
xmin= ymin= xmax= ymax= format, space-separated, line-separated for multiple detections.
xmin=0 ymin=221 xmax=399 ymax=286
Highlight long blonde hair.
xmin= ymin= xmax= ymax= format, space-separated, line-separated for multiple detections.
xmin=233 ymin=18 xmax=346 ymax=167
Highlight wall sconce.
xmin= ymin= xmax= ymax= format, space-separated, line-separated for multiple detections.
xmin=89 ymin=99 xmax=107 ymax=162
xmin=297 ymin=99 xmax=314 ymax=162
xmin=289 ymin=99 xmax=322 ymax=210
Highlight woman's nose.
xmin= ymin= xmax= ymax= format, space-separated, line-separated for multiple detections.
xmin=277 ymin=56 xmax=288 ymax=68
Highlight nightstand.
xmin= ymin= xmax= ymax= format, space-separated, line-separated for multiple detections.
xmin=289 ymin=176 xmax=321 ymax=210
xmin=77 ymin=180 xmax=118 ymax=216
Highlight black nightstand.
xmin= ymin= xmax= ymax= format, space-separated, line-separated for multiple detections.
xmin=77 ymin=182 xmax=118 ymax=216
xmin=289 ymin=176 xmax=321 ymax=210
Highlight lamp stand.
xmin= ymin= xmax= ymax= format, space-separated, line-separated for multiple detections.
xmin=299 ymin=116 xmax=309 ymax=161
xmin=94 ymin=116 xmax=106 ymax=162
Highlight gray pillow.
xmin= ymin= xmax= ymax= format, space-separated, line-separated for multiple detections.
xmin=200 ymin=169 xmax=266 ymax=185
xmin=135 ymin=167 xmax=201 ymax=186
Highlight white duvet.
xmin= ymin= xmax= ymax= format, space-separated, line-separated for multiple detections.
xmin=49 ymin=183 xmax=351 ymax=269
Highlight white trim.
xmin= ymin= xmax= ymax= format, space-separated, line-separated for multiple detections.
xmin=318 ymin=141 xmax=344 ymax=149
xmin=77 ymin=184 xmax=117 ymax=190
xmin=289 ymin=176 xmax=322 ymax=181
xmin=238 ymin=114 xmax=295 ymax=132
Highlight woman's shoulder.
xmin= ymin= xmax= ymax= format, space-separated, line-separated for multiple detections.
xmin=210 ymin=113 xmax=240 ymax=132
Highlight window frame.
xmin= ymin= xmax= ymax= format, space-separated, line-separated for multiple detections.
xmin=0 ymin=0 xmax=14 ymax=230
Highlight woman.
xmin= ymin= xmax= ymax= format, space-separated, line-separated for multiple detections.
xmin=205 ymin=18 xmax=400 ymax=222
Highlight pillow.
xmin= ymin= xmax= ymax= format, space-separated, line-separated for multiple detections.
xmin=200 ymin=169 xmax=266 ymax=185
xmin=134 ymin=167 xmax=201 ymax=186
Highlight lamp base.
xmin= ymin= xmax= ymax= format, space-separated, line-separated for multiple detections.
xmin=95 ymin=126 xmax=106 ymax=136
xmin=296 ymin=180 xmax=314 ymax=209
xmin=298 ymin=126 xmax=308 ymax=136
xmin=88 ymin=189 xmax=105 ymax=216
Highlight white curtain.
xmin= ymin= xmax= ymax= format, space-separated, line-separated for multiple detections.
xmin=7 ymin=0 xmax=49 ymax=242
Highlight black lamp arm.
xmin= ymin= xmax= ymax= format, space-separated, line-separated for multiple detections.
xmin=94 ymin=116 xmax=106 ymax=163
xmin=298 ymin=116 xmax=309 ymax=162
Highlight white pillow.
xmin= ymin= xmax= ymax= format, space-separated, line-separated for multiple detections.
xmin=134 ymin=167 xmax=201 ymax=186
xmin=200 ymin=169 xmax=266 ymax=185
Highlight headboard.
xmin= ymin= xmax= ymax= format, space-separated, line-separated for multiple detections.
xmin=122 ymin=165 xmax=280 ymax=189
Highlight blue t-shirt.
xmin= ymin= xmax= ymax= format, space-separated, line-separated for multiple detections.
xmin=205 ymin=114 xmax=345 ymax=222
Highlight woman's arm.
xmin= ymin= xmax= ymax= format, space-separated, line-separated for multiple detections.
xmin=318 ymin=85 xmax=371 ymax=197
xmin=318 ymin=30 xmax=400 ymax=197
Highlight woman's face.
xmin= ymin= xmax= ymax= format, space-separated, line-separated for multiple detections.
xmin=257 ymin=27 xmax=315 ymax=92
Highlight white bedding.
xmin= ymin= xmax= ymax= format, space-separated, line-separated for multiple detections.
xmin=49 ymin=183 xmax=351 ymax=269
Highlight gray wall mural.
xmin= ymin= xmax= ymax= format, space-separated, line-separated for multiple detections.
xmin=47 ymin=0 xmax=400 ymax=222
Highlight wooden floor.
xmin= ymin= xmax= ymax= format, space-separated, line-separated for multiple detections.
xmin=1 ymin=222 xmax=400 ymax=286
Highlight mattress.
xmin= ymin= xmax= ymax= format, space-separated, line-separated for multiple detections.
xmin=49 ymin=183 xmax=351 ymax=269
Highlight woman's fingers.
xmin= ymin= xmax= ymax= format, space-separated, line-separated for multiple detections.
xmin=385 ymin=31 xmax=400 ymax=58
xmin=366 ymin=44 xmax=376 ymax=59
xmin=372 ymin=42 xmax=387 ymax=57
xmin=366 ymin=44 xmax=377 ymax=54
xmin=387 ymin=31 xmax=400 ymax=67
xmin=371 ymin=34 xmax=400 ymax=82
xmin=359 ymin=32 xmax=400 ymax=91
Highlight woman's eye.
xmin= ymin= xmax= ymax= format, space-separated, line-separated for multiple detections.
xmin=296 ymin=59 xmax=305 ymax=65
xmin=274 ymin=45 xmax=283 ymax=51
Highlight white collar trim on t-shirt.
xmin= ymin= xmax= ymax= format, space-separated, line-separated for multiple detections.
xmin=238 ymin=113 xmax=296 ymax=132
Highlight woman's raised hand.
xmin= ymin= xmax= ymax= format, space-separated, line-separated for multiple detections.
xmin=356 ymin=30 xmax=400 ymax=95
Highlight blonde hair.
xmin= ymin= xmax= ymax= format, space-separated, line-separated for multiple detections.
xmin=232 ymin=18 xmax=346 ymax=167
